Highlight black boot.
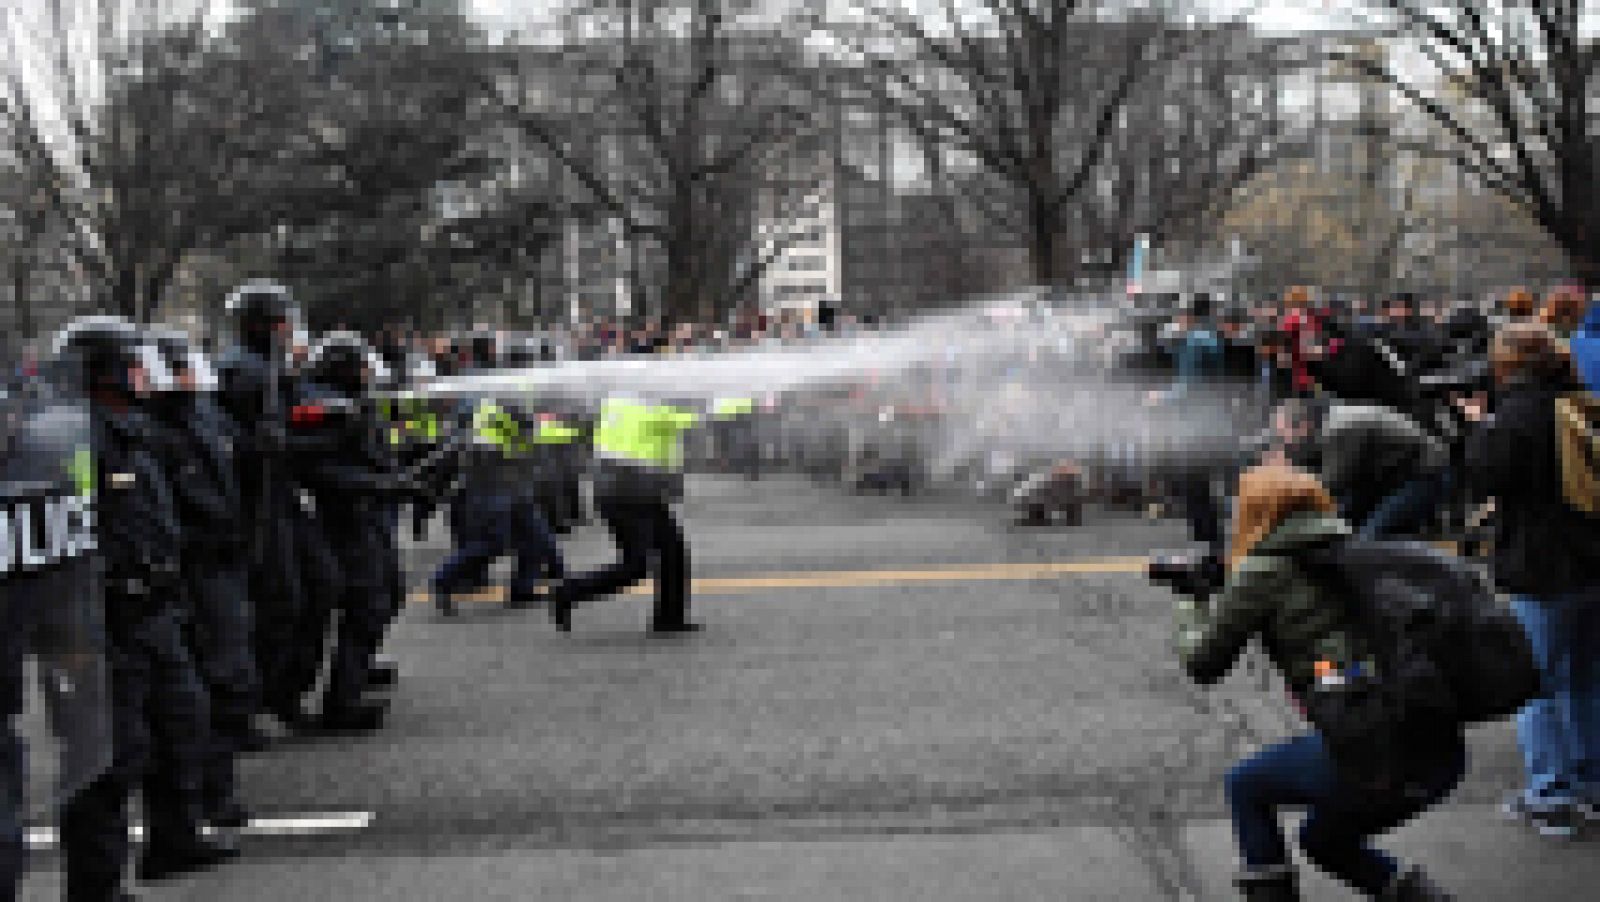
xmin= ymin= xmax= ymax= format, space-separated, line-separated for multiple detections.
xmin=1234 ymin=865 xmax=1298 ymax=902
xmin=548 ymin=585 xmax=572 ymax=632
xmin=311 ymin=699 xmax=387 ymax=734
xmin=366 ymin=658 xmax=399 ymax=688
xmin=205 ymin=798 xmax=252 ymax=831
xmin=233 ymin=721 xmax=273 ymax=754
xmin=433 ymin=590 xmax=458 ymax=619
xmin=505 ymin=587 xmax=544 ymax=610
xmin=650 ymin=621 xmax=703 ymax=634
xmin=267 ymin=698 xmax=309 ymax=732
xmin=137 ymin=833 xmax=239 ymax=882
xmin=1382 ymin=866 xmax=1452 ymax=901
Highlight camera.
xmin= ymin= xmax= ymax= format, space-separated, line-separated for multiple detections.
xmin=1147 ymin=550 xmax=1225 ymax=602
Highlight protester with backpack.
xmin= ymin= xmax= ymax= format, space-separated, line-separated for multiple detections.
xmin=1174 ymin=464 xmax=1460 ymax=901
xmin=1463 ymin=322 xmax=1600 ymax=837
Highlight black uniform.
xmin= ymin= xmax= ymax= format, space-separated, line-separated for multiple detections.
xmin=294 ymin=386 xmax=402 ymax=715
xmin=215 ymin=342 xmax=309 ymax=725
xmin=60 ymin=406 xmax=225 ymax=899
xmin=145 ymin=388 xmax=257 ymax=818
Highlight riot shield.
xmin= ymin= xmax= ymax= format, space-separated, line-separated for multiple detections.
xmin=1 ymin=378 xmax=110 ymax=817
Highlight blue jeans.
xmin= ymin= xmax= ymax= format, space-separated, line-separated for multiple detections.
xmin=1225 ymin=732 xmax=1465 ymax=895
xmin=1509 ymin=591 xmax=1600 ymax=806
xmin=433 ymin=495 xmax=565 ymax=598
xmin=1358 ymin=470 xmax=1452 ymax=540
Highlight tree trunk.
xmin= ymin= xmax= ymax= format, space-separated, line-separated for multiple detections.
xmin=662 ymin=235 xmax=696 ymax=330
xmin=13 ymin=262 xmax=32 ymax=349
xmin=1028 ymin=196 xmax=1060 ymax=288
xmin=109 ymin=266 xmax=140 ymax=320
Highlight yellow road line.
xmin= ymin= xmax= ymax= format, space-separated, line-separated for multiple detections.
xmin=408 ymin=557 xmax=1149 ymax=605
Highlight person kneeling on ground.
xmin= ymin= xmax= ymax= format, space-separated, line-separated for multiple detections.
xmin=1174 ymin=464 xmax=1460 ymax=901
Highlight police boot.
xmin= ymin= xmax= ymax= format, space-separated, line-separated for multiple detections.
xmin=136 ymin=832 xmax=239 ymax=882
xmin=433 ymin=590 xmax=458 ymax=619
xmin=234 ymin=721 xmax=273 ymax=754
xmin=367 ymin=656 xmax=399 ymax=688
xmin=506 ymin=587 xmax=544 ymax=610
xmin=267 ymin=698 xmax=311 ymax=733
xmin=313 ymin=699 xmax=387 ymax=734
xmin=69 ymin=890 xmax=141 ymax=902
xmin=1234 ymin=865 xmax=1298 ymax=902
xmin=205 ymin=798 xmax=252 ymax=831
xmin=548 ymin=584 xmax=573 ymax=632
xmin=1381 ymin=866 xmax=1452 ymax=901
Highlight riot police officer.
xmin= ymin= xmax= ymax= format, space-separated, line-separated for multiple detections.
xmin=2 ymin=346 xmax=109 ymax=902
xmin=215 ymin=282 xmax=309 ymax=731
xmin=147 ymin=329 xmax=257 ymax=826
xmin=53 ymin=318 xmax=235 ymax=900
xmin=294 ymin=332 xmax=411 ymax=730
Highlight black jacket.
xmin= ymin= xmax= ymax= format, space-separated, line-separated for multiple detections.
xmin=216 ymin=345 xmax=299 ymax=518
xmin=93 ymin=407 xmax=181 ymax=625
xmin=292 ymin=385 xmax=400 ymax=514
xmin=147 ymin=395 xmax=247 ymax=558
xmin=1465 ymin=376 xmax=1600 ymax=597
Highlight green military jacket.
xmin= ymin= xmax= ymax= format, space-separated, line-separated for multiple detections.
xmin=1174 ymin=512 xmax=1364 ymax=693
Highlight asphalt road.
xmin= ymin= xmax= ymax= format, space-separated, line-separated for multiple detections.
xmin=22 ymin=475 xmax=1540 ymax=900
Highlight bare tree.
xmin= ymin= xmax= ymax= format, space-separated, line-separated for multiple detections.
xmin=0 ymin=1 xmax=237 ymax=320
xmin=1354 ymin=1 xmax=1599 ymax=285
xmin=852 ymin=1 xmax=1284 ymax=287
xmin=484 ymin=0 xmax=824 ymax=325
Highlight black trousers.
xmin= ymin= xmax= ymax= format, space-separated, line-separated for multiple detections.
xmin=562 ymin=498 xmax=689 ymax=629
xmin=61 ymin=608 xmax=210 ymax=901
xmin=1 ymin=585 xmax=26 ymax=902
xmin=183 ymin=559 xmax=257 ymax=810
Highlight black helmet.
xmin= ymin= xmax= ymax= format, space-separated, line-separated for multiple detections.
xmin=225 ymin=281 xmax=300 ymax=349
xmin=49 ymin=316 xmax=171 ymax=398
xmin=306 ymin=331 xmax=388 ymax=395
xmin=149 ymin=328 xmax=219 ymax=392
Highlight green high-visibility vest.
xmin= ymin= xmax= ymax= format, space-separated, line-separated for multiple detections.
xmin=594 ymin=398 xmax=699 ymax=469
xmin=532 ymin=418 xmax=582 ymax=445
xmin=712 ymin=397 xmax=755 ymax=419
xmin=473 ymin=401 xmax=533 ymax=457
xmin=403 ymin=397 xmax=440 ymax=441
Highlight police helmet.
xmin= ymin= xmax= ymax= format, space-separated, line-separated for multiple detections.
xmin=149 ymin=328 xmax=220 ymax=392
xmin=49 ymin=316 xmax=174 ymax=398
xmin=225 ymin=281 xmax=300 ymax=336
xmin=306 ymin=331 xmax=389 ymax=394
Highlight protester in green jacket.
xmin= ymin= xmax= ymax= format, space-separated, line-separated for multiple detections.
xmin=1175 ymin=464 xmax=1459 ymax=902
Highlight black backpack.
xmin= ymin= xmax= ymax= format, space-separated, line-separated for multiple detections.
xmin=1285 ymin=538 xmax=1540 ymax=793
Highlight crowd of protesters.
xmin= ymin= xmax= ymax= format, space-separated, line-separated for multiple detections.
xmin=1157 ymin=283 xmax=1600 ymax=901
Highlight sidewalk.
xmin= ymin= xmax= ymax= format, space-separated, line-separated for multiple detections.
xmin=22 ymin=804 xmax=1598 ymax=901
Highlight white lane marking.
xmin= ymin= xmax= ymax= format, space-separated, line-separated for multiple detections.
xmin=25 ymin=811 xmax=375 ymax=849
